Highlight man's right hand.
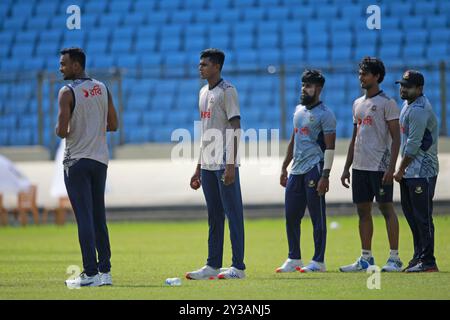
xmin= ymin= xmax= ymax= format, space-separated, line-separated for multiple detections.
xmin=280 ymin=169 xmax=288 ymax=188
xmin=190 ymin=171 xmax=201 ymax=190
xmin=341 ymin=170 xmax=351 ymax=188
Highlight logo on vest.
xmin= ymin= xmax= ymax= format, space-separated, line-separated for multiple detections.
xmin=82 ymin=85 xmax=102 ymax=98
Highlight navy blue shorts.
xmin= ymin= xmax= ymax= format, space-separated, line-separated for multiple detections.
xmin=352 ymin=169 xmax=393 ymax=204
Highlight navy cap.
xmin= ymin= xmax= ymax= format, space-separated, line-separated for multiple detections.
xmin=395 ymin=70 xmax=425 ymax=86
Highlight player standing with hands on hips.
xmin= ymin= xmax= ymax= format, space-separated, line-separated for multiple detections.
xmin=394 ymin=70 xmax=439 ymax=272
xmin=186 ymin=48 xmax=246 ymax=280
xmin=277 ymin=69 xmax=336 ymax=273
xmin=56 ymin=48 xmax=118 ymax=287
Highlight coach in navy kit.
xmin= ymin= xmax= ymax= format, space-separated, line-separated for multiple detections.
xmin=186 ymin=48 xmax=246 ymax=280
xmin=394 ymin=70 xmax=439 ymax=272
xmin=277 ymin=70 xmax=336 ymax=273
xmin=56 ymin=48 xmax=118 ymax=287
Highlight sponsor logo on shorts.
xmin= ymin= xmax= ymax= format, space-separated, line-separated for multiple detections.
xmin=415 ymin=186 xmax=423 ymax=194
xmin=308 ymin=180 xmax=316 ymax=188
xmin=379 ymin=188 xmax=385 ymax=196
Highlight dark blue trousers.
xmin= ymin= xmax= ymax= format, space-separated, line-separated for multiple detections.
xmin=201 ymin=168 xmax=245 ymax=270
xmin=64 ymin=158 xmax=111 ymax=276
xmin=400 ymin=176 xmax=437 ymax=265
xmin=285 ymin=164 xmax=327 ymax=263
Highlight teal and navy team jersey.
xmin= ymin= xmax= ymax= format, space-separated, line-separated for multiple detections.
xmin=291 ymin=102 xmax=336 ymax=175
xmin=399 ymin=95 xmax=439 ymax=178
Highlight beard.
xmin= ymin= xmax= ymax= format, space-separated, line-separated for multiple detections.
xmin=301 ymin=94 xmax=314 ymax=105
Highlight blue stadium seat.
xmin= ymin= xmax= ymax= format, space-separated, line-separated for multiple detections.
xmin=208 ymin=34 xmax=230 ymax=50
xmin=159 ymin=38 xmax=181 ymax=51
xmin=232 ymin=22 xmax=255 ymax=36
xmin=116 ymin=55 xmax=140 ymax=69
xmin=40 ymin=30 xmax=62 ymax=43
xmin=135 ymin=38 xmax=156 ymax=52
xmin=379 ymin=29 xmax=403 ymax=44
xmin=388 ymin=2 xmax=412 ymax=16
xmin=184 ymin=37 xmax=206 ymax=53
xmin=282 ymin=48 xmax=304 ymax=64
xmin=306 ymin=46 xmax=329 ymax=67
xmin=193 ymin=10 xmax=217 ymax=23
xmin=331 ymin=31 xmax=353 ymax=47
xmin=125 ymin=127 xmax=151 ymax=143
xmin=11 ymin=43 xmax=35 ymax=59
xmin=232 ymin=35 xmax=254 ymax=49
xmin=307 ymin=33 xmax=328 ymax=47
xmin=82 ymin=0 xmax=107 ymax=12
xmin=2 ymin=16 xmax=26 ymax=30
xmin=414 ymin=1 xmax=437 ymax=15
xmin=110 ymin=39 xmax=133 ymax=54
xmin=36 ymin=42 xmax=60 ymax=56
xmin=133 ymin=0 xmax=155 ymax=12
xmin=291 ymin=6 xmax=313 ymax=19
xmin=330 ymin=19 xmax=352 ymax=32
xmin=258 ymin=49 xmax=281 ymax=66
xmin=25 ymin=16 xmax=49 ymax=30
xmin=79 ymin=13 xmax=98 ymax=29
xmin=99 ymin=13 xmax=123 ymax=28
xmin=339 ymin=4 xmax=363 ymax=19
xmin=316 ymin=5 xmax=338 ymax=19
xmin=425 ymin=44 xmax=448 ymax=62
xmin=243 ymin=7 xmax=265 ymax=21
xmin=331 ymin=46 xmax=352 ymax=63
xmin=171 ymin=10 xmax=193 ymax=24
xmin=109 ymin=0 xmax=131 ymax=13
xmin=281 ymin=32 xmax=303 ymax=48
xmin=123 ymin=12 xmax=146 ymax=27
xmin=267 ymin=7 xmax=289 ymax=21
xmin=86 ymin=40 xmax=109 ymax=55
xmin=256 ymin=33 xmax=278 ymax=48
xmin=91 ymin=55 xmax=115 ymax=69
xmin=148 ymin=12 xmax=169 ymax=24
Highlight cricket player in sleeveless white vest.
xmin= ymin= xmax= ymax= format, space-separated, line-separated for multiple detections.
xmin=186 ymin=49 xmax=246 ymax=280
xmin=56 ymin=48 xmax=118 ymax=288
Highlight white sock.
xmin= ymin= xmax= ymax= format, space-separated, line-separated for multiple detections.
xmin=362 ymin=250 xmax=372 ymax=260
xmin=390 ymin=250 xmax=399 ymax=260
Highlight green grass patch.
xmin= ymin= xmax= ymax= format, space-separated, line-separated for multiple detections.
xmin=0 ymin=215 xmax=449 ymax=299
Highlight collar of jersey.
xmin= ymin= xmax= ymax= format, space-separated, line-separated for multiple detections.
xmin=208 ymin=78 xmax=223 ymax=90
xmin=365 ymin=90 xmax=383 ymax=99
xmin=305 ymin=101 xmax=322 ymax=110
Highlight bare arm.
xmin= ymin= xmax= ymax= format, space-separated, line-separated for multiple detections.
xmin=317 ymin=132 xmax=336 ymax=196
xmin=280 ymin=132 xmax=295 ymax=187
xmin=341 ymin=124 xmax=357 ymax=188
xmin=55 ymin=87 xmax=73 ymax=138
xmin=382 ymin=119 xmax=400 ymax=185
xmin=107 ymin=89 xmax=118 ymax=132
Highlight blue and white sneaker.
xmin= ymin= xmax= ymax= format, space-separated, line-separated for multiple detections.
xmin=339 ymin=256 xmax=375 ymax=272
xmin=298 ymin=260 xmax=326 ymax=273
xmin=217 ymin=267 xmax=245 ymax=279
xmin=99 ymin=272 xmax=113 ymax=286
xmin=65 ymin=272 xmax=101 ymax=288
xmin=381 ymin=258 xmax=403 ymax=272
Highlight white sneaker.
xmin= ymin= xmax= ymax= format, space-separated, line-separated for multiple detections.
xmin=299 ymin=260 xmax=326 ymax=273
xmin=185 ymin=265 xmax=220 ymax=280
xmin=276 ymin=258 xmax=303 ymax=273
xmin=65 ymin=272 xmax=101 ymax=288
xmin=217 ymin=267 xmax=245 ymax=279
xmin=99 ymin=272 xmax=113 ymax=286
xmin=381 ymin=258 xmax=403 ymax=272
xmin=339 ymin=256 xmax=375 ymax=272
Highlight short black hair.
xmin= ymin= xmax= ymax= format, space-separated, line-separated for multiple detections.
xmin=200 ymin=48 xmax=225 ymax=70
xmin=60 ymin=47 xmax=86 ymax=70
xmin=359 ymin=56 xmax=385 ymax=83
xmin=301 ymin=69 xmax=325 ymax=87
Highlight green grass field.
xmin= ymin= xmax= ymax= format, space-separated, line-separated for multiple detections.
xmin=0 ymin=215 xmax=449 ymax=300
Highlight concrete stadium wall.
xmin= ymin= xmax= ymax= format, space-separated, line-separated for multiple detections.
xmin=3 ymin=154 xmax=450 ymax=213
